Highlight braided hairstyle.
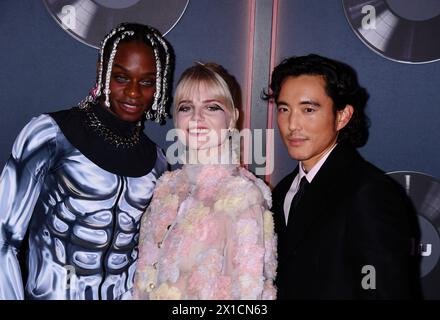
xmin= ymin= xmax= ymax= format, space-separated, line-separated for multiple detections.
xmin=79 ymin=22 xmax=174 ymax=123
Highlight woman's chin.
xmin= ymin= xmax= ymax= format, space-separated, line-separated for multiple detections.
xmin=187 ymin=144 xmax=212 ymax=151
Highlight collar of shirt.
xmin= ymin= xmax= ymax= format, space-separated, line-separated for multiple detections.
xmin=299 ymin=143 xmax=338 ymax=183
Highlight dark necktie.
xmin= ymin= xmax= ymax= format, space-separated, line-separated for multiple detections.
xmin=289 ymin=176 xmax=309 ymax=219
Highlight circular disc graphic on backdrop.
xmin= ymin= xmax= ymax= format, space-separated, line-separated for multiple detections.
xmin=342 ymin=0 xmax=440 ymax=64
xmin=43 ymin=0 xmax=190 ymax=49
xmin=388 ymin=171 xmax=440 ymax=298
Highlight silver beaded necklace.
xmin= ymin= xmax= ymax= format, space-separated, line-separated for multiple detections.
xmin=81 ymin=102 xmax=142 ymax=149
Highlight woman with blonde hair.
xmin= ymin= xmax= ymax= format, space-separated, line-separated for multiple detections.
xmin=133 ymin=63 xmax=277 ymax=300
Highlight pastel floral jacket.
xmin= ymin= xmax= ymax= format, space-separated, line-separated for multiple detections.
xmin=133 ymin=164 xmax=277 ymax=300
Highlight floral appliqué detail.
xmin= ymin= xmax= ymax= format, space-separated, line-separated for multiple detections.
xmin=133 ymin=164 xmax=277 ymax=300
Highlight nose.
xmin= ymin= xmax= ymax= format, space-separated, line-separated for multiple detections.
xmin=190 ymin=107 xmax=204 ymax=121
xmin=125 ymin=82 xmax=141 ymax=99
xmin=288 ymin=110 xmax=302 ymax=132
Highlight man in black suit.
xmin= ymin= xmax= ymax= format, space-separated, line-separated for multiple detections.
xmin=265 ymin=54 xmax=420 ymax=299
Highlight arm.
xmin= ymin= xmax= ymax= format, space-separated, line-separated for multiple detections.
xmin=224 ymin=176 xmax=277 ymax=300
xmin=218 ymin=173 xmax=277 ymax=300
xmin=226 ymin=203 xmax=265 ymax=300
xmin=132 ymin=206 xmax=155 ymax=300
xmin=262 ymin=209 xmax=277 ymax=300
xmin=133 ymin=171 xmax=176 ymax=300
xmin=0 ymin=115 xmax=57 ymax=299
xmin=347 ymin=177 xmax=416 ymax=299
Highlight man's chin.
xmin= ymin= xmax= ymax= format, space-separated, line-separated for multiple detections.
xmin=287 ymin=150 xmax=306 ymax=162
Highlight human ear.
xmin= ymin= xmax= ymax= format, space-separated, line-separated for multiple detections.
xmin=336 ymin=104 xmax=354 ymax=131
xmin=234 ymin=109 xmax=239 ymax=123
xmin=229 ymin=108 xmax=239 ymax=129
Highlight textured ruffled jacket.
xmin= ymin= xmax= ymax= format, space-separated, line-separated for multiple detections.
xmin=133 ymin=164 xmax=277 ymax=300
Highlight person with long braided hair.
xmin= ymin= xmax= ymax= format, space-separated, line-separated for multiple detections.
xmin=0 ymin=23 xmax=174 ymax=300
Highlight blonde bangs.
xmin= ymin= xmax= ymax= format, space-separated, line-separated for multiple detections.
xmin=173 ymin=70 xmax=235 ymax=114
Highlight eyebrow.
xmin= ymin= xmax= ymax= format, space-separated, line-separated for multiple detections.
xmin=203 ymin=99 xmax=223 ymax=104
xmin=276 ymin=100 xmax=288 ymax=106
xmin=112 ymin=64 xmax=156 ymax=76
xmin=300 ymin=99 xmax=321 ymax=107
xmin=178 ymin=99 xmax=223 ymax=104
xmin=276 ymin=99 xmax=321 ymax=107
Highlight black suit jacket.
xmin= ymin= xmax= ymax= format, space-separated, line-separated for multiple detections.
xmin=272 ymin=144 xmax=421 ymax=299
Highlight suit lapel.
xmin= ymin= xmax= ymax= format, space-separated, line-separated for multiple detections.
xmin=282 ymin=144 xmax=359 ymax=256
xmin=284 ymin=178 xmax=329 ymax=254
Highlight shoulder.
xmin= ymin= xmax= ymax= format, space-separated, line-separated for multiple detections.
xmin=347 ymin=156 xmax=402 ymax=197
xmin=150 ymin=169 xmax=191 ymax=210
xmin=12 ymin=114 xmax=59 ymax=158
xmin=354 ymin=170 xmax=407 ymax=204
xmin=272 ymin=170 xmax=296 ymax=197
xmin=24 ymin=113 xmax=59 ymax=133
xmin=326 ymin=144 xmax=395 ymax=195
xmin=155 ymin=168 xmax=185 ymax=190
xmin=344 ymin=160 xmax=413 ymax=223
xmin=236 ymin=167 xmax=272 ymax=208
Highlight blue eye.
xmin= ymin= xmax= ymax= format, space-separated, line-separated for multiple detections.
xmin=114 ymin=75 xmax=128 ymax=83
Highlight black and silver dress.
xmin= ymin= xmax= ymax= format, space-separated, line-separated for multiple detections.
xmin=0 ymin=104 xmax=167 ymax=299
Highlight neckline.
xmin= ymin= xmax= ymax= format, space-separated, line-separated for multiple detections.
xmin=93 ymin=103 xmax=142 ymax=136
xmin=81 ymin=103 xmax=144 ymax=149
xmin=183 ymin=163 xmax=239 ymax=185
xmin=49 ymin=106 xmax=158 ymax=177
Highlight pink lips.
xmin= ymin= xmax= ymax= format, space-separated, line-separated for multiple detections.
xmin=287 ymin=137 xmax=308 ymax=147
xmin=188 ymin=127 xmax=210 ymax=137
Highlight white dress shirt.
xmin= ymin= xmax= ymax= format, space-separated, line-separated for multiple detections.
xmin=283 ymin=144 xmax=338 ymax=224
